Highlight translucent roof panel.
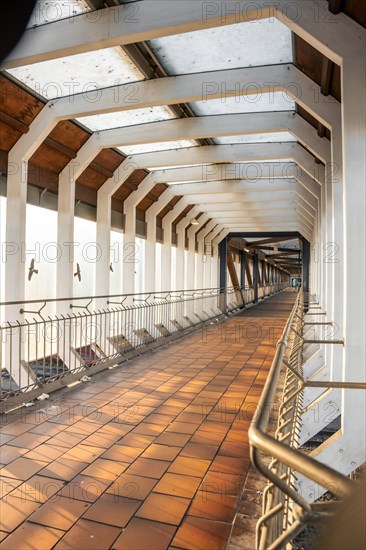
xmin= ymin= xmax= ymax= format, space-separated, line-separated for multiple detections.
xmin=28 ymin=0 xmax=91 ymax=27
xmin=77 ymin=106 xmax=174 ymax=132
xmin=190 ymin=92 xmax=295 ymax=116
xmin=148 ymin=19 xmax=292 ymax=75
xmin=214 ymin=132 xmax=297 ymax=145
xmin=7 ymin=47 xmax=144 ymax=100
xmin=119 ymin=140 xmax=199 ymax=155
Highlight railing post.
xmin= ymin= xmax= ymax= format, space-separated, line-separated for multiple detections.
xmin=219 ymin=238 xmax=228 ymax=312
xmin=302 ymin=238 xmax=310 ymax=312
xmin=253 ymin=254 xmax=259 ymax=304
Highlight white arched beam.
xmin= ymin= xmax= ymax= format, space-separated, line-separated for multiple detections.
xmin=5 ymin=1 xmax=357 ymax=69
xmin=97 ymin=112 xmax=330 ymax=165
xmin=5 ymin=63 xmax=339 ymax=167
xmin=129 ymin=143 xmax=324 ymax=185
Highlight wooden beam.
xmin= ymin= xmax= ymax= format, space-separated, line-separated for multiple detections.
xmin=321 ymin=57 xmax=334 ymax=96
xmin=145 ymin=192 xmax=159 ymax=203
xmin=44 ymin=137 xmax=77 ymax=159
xmin=329 ymin=0 xmax=343 ymax=15
xmin=89 ymin=162 xmax=114 ymax=179
xmin=0 ymin=111 xmax=29 ymax=133
xmin=227 ymin=252 xmax=240 ymax=288
xmin=245 ymin=257 xmax=253 ymax=287
xmin=122 ymin=44 xmax=157 ymax=79
xmin=248 ymin=237 xmax=290 ymax=247
xmin=318 ymin=56 xmax=334 ymax=137
xmin=268 ymin=250 xmax=300 ymax=258
xmin=123 ymin=180 xmax=139 ymax=192
xmin=84 ymin=0 xmax=105 ymax=9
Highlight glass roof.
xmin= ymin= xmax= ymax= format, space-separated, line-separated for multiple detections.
xmin=214 ymin=132 xmax=297 ymax=145
xmin=7 ymin=47 xmax=144 ymax=100
xmin=119 ymin=141 xmax=199 ymax=156
xmin=190 ymin=92 xmax=295 ymax=116
xmin=77 ymin=106 xmax=174 ymax=132
xmin=28 ymin=0 xmax=91 ymax=27
xmin=148 ymin=18 xmax=292 ymax=75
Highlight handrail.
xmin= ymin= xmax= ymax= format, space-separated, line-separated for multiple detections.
xmin=248 ymin=291 xmax=355 ymax=549
xmin=1 ymin=284 xmax=288 ymax=410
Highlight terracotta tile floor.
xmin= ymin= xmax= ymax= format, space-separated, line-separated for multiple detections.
xmin=0 ymin=292 xmax=295 ymax=550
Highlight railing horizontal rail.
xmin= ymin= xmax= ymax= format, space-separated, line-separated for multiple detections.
xmin=1 ymin=284 xmax=288 ymax=410
xmin=248 ymin=291 xmax=357 ymax=549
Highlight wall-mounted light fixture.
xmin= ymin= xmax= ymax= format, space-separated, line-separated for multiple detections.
xmin=191 ymin=218 xmax=200 ymax=225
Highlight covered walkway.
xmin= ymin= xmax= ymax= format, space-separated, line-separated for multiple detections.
xmin=0 ymin=292 xmax=295 ymax=550
xmin=1 ymin=1 xmax=365 ymax=548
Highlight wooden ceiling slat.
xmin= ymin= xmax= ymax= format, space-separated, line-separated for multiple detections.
xmin=48 ymin=120 xmax=90 ymax=151
xmin=157 ymin=196 xmax=182 ymax=220
xmin=0 ymin=75 xmax=44 ymax=124
xmin=0 ymin=121 xmax=22 ymax=151
xmin=293 ymin=34 xmax=341 ymax=102
xmin=341 ymin=0 xmax=366 ymax=28
xmin=0 ymin=110 xmax=28 ymax=133
xmin=113 ymin=169 xmax=148 ymax=201
xmin=172 ymin=205 xmax=193 ymax=228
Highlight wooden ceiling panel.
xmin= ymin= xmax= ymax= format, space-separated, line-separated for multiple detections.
xmin=293 ymin=34 xmax=341 ymax=102
xmin=30 ymin=142 xmax=71 ymax=174
xmin=0 ymin=74 xmax=44 ymax=124
xmin=93 ymin=148 xmax=125 ymax=172
xmin=114 ymin=185 xmax=134 ymax=203
xmin=113 ymin=169 xmax=148 ymax=201
xmin=137 ymin=182 xmax=168 ymax=212
xmin=49 ymin=120 xmax=90 ymax=152
xmin=0 ymin=121 xmax=22 ymax=151
xmin=157 ymin=195 xmax=182 ymax=220
xmin=172 ymin=205 xmax=193 ymax=228
xmin=27 ymin=163 xmax=58 ymax=192
xmin=338 ymin=0 xmax=366 ymax=28
xmin=77 ymin=166 xmax=107 ymax=190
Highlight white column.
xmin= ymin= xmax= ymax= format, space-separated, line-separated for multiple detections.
xmin=122 ymin=173 xmax=157 ymax=298
xmin=95 ymin=160 xmax=139 ymax=302
xmin=341 ymin=54 xmax=366 ymax=457
xmin=144 ymin=189 xmax=176 ymax=293
xmin=196 ymin=220 xmax=216 ymax=291
xmin=161 ymin=201 xmax=188 ymax=292
xmin=57 ymin=136 xmax=100 ymax=304
xmin=186 ymin=214 xmax=209 ymax=291
xmin=205 ymin=226 xmax=225 ymax=289
xmin=176 ymin=206 xmax=199 ymax=291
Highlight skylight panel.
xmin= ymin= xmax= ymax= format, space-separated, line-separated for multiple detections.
xmin=190 ymin=92 xmax=295 ymax=116
xmin=148 ymin=18 xmax=292 ymax=75
xmin=7 ymin=47 xmax=144 ymax=100
xmin=77 ymin=106 xmax=174 ymax=132
xmin=28 ymin=0 xmax=91 ymax=27
xmin=119 ymin=141 xmax=199 ymax=155
xmin=215 ymin=132 xmax=297 ymax=145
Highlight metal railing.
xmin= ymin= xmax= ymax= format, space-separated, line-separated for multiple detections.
xmin=0 ymin=282 xmax=286 ymax=410
xmin=248 ymin=292 xmax=366 ymax=549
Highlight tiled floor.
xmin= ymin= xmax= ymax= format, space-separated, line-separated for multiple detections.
xmin=0 ymin=293 xmax=296 ymax=550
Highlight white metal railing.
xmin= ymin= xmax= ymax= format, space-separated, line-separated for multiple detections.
xmin=249 ymin=291 xmax=365 ymax=549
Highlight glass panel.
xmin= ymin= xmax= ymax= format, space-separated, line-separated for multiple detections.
xmin=73 ymin=216 xmax=96 ymax=298
xmin=8 ymin=47 xmax=144 ymax=99
xmin=24 ymin=204 xmax=58 ymax=314
xmin=78 ymin=105 xmax=174 ymax=131
xmin=148 ymin=18 xmax=292 ymax=75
